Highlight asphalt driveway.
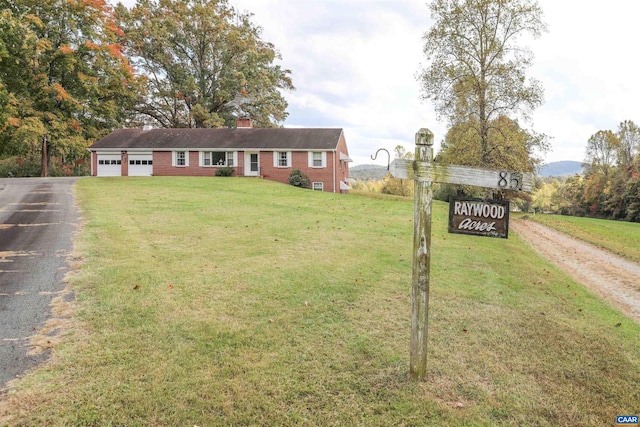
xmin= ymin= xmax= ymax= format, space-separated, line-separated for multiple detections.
xmin=0 ymin=177 xmax=80 ymax=388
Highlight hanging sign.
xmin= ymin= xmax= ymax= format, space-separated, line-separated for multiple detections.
xmin=448 ymin=196 xmax=510 ymax=239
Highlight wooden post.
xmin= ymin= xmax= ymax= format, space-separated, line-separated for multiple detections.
xmin=384 ymin=128 xmax=533 ymax=380
xmin=410 ymin=128 xmax=434 ymax=380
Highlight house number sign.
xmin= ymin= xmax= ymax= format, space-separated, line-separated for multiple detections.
xmin=382 ymin=128 xmax=533 ymax=380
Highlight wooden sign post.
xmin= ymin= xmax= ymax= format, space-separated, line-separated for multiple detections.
xmin=389 ymin=128 xmax=533 ymax=380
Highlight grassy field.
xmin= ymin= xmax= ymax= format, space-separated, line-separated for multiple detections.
xmin=522 ymin=213 xmax=640 ymax=263
xmin=1 ymin=177 xmax=639 ymax=426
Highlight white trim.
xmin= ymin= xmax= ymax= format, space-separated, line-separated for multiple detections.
xmin=308 ymin=151 xmax=327 ymax=168
xmin=340 ymin=181 xmax=350 ymax=191
xmin=312 ymin=182 xmax=324 ymax=191
xmin=333 ymin=151 xmax=336 ymax=193
xmin=244 ymin=152 xmax=260 ymax=176
xmin=273 ymin=151 xmax=291 ymax=168
xmin=200 ymin=151 xmax=236 ymax=167
xmin=172 ymin=150 xmax=189 ymax=167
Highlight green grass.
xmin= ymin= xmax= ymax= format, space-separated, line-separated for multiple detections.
xmin=521 ymin=213 xmax=640 ymax=262
xmin=2 ymin=177 xmax=639 ymax=426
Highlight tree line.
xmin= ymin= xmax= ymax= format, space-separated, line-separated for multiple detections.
xmin=532 ymin=120 xmax=640 ymax=221
xmin=0 ymin=0 xmax=292 ymax=176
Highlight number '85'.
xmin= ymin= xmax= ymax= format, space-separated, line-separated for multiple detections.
xmin=498 ymin=171 xmax=522 ymax=190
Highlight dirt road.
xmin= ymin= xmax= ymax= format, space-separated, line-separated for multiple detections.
xmin=511 ymin=218 xmax=640 ymax=322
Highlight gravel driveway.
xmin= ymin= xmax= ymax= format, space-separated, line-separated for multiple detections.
xmin=511 ymin=218 xmax=640 ymax=322
xmin=0 ymin=177 xmax=80 ymax=389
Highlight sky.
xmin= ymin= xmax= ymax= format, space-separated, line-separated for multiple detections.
xmin=114 ymin=0 xmax=640 ymax=166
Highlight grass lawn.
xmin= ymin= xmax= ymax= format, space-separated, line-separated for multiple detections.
xmin=521 ymin=213 xmax=640 ymax=263
xmin=1 ymin=177 xmax=639 ymax=426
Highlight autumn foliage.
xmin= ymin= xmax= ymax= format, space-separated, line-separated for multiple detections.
xmin=1 ymin=0 xmax=291 ymax=176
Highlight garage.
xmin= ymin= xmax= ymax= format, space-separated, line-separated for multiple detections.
xmin=128 ymin=153 xmax=153 ymax=176
xmin=97 ymin=153 xmax=122 ymax=176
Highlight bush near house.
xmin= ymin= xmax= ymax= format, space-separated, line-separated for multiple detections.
xmin=288 ymin=169 xmax=310 ymax=188
xmin=215 ymin=166 xmax=234 ymax=177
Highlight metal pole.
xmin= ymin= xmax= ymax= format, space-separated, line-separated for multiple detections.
xmin=410 ymin=128 xmax=434 ymax=380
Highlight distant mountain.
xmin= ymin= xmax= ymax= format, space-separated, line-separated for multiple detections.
xmin=349 ymin=164 xmax=389 ymax=181
xmin=539 ymin=161 xmax=583 ymax=177
xmin=351 ymin=161 xmax=584 ymax=180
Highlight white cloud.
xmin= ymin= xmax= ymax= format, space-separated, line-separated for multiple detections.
xmin=112 ymin=0 xmax=640 ymax=166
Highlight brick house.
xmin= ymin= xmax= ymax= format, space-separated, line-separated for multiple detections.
xmin=88 ymin=118 xmax=352 ymax=193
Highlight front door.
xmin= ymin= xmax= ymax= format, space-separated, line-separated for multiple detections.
xmin=244 ymin=152 xmax=260 ymax=176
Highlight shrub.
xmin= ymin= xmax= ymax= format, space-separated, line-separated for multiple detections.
xmin=288 ymin=169 xmax=310 ymax=188
xmin=215 ymin=167 xmax=234 ymax=177
xmin=0 ymin=157 xmax=41 ymax=177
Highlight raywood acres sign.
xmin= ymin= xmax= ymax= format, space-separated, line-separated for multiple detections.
xmin=448 ymin=196 xmax=510 ymax=239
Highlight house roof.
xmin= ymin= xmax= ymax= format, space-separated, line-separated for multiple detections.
xmin=89 ymin=128 xmax=345 ymax=151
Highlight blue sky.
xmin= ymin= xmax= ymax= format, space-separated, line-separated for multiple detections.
xmin=115 ymin=0 xmax=640 ymax=166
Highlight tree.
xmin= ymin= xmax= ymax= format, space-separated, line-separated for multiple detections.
xmin=381 ymin=145 xmax=414 ymax=197
xmin=438 ymin=115 xmax=545 ymax=171
xmin=553 ymin=174 xmax=586 ymax=216
xmin=394 ymin=145 xmax=414 ymax=160
xmin=0 ymin=0 xmax=140 ymax=167
xmin=584 ymin=130 xmax=619 ymax=180
xmin=616 ymin=120 xmax=640 ymax=170
xmin=117 ymin=0 xmax=294 ymax=129
xmin=531 ymin=179 xmax=558 ymax=213
xmin=419 ymin=0 xmax=548 ymax=166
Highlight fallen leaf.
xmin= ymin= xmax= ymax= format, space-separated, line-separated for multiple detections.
xmin=462 ymin=329 xmax=468 ymax=333
xmin=304 ymin=301 xmax=309 ymax=307
xmin=615 ymin=323 xmax=622 ymax=327
xmin=453 ymin=402 xmax=464 ymax=409
xmin=168 ymin=284 xmax=174 ymax=290
xmin=133 ymin=285 xmax=140 ymax=290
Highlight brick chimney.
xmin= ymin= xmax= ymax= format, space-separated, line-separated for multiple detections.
xmin=237 ymin=117 xmax=253 ymax=128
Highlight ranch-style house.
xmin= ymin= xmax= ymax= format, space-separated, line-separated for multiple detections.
xmin=88 ymin=118 xmax=353 ymax=193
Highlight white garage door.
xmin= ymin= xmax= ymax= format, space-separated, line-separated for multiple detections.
xmin=97 ymin=154 xmax=122 ymax=176
xmin=128 ymin=154 xmax=153 ymax=176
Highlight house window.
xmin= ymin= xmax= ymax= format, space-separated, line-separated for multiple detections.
xmin=173 ymin=151 xmax=188 ymax=167
xmin=202 ymin=151 xmax=235 ymax=167
xmin=308 ymin=151 xmax=326 ymax=168
xmin=275 ymin=151 xmax=291 ymax=168
xmin=312 ymin=182 xmax=324 ymax=191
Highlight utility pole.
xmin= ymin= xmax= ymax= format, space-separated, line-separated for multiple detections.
xmin=41 ymin=133 xmax=48 ymax=177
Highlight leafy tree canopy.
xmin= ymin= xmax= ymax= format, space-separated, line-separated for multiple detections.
xmin=584 ymin=129 xmax=619 ymax=179
xmin=0 ymin=0 xmax=140 ymax=161
xmin=117 ymin=0 xmax=294 ymax=129
xmin=438 ymin=115 xmax=547 ymax=172
xmin=419 ymin=0 xmax=548 ymax=166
